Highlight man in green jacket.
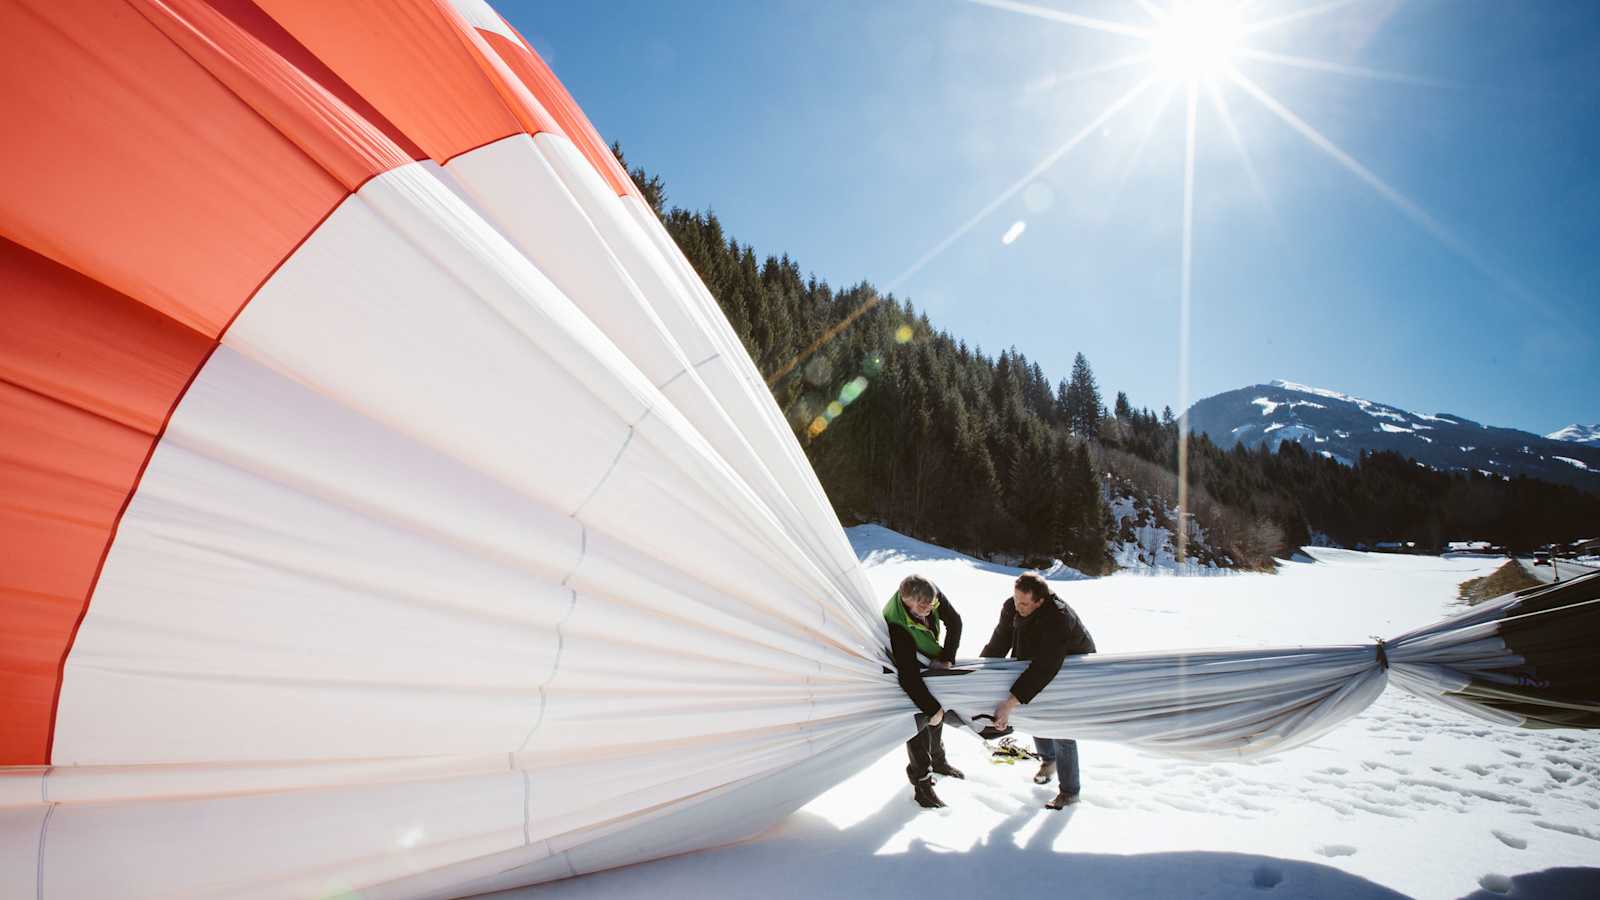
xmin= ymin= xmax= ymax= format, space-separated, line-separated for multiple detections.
xmin=884 ymin=574 xmax=965 ymax=808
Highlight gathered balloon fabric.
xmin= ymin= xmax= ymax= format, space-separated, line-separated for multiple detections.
xmin=2 ymin=2 xmax=1596 ymax=897
xmin=943 ymin=572 xmax=1599 ymax=760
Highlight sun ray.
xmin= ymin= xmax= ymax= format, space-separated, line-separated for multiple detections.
xmin=1240 ymin=0 xmax=1368 ymax=36
xmin=1228 ymin=69 xmax=1563 ymax=323
xmin=766 ymin=296 xmax=884 ymax=387
xmin=1132 ymin=0 xmax=1168 ymax=23
xmin=887 ymin=74 xmax=1159 ymax=291
xmin=1051 ymin=52 xmax=1157 ymax=86
xmin=1204 ymin=78 xmax=1277 ymax=225
xmin=1234 ymin=48 xmax=1455 ymax=89
xmin=1025 ymin=52 xmax=1155 ymax=98
xmin=1176 ymin=81 xmax=1198 ymax=564
xmin=1097 ymin=79 xmax=1182 ymax=226
xmin=967 ymin=0 xmax=1154 ymax=41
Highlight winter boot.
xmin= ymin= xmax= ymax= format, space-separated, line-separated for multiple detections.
xmin=932 ymin=760 xmax=965 ymax=779
xmin=1033 ymin=760 xmax=1057 ymax=785
xmin=1045 ymin=789 xmax=1080 ymax=810
xmin=912 ymin=778 xmax=946 ymax=809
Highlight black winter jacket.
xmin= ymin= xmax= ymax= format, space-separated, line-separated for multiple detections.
xmin=979 ymin=592 xmax=1095 ymax=704
xmin=887 ymin=589 xmax=963 ymax=717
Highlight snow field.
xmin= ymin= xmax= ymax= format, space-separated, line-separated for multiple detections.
xmin=501 ymin=528 xmax=1600 ymax=900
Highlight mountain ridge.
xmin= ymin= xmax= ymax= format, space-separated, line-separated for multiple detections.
xmin=1548 ymin=423 xmax=1600 ymax=445
xmin=1185 ymin=380 xmax=1600 ymax=491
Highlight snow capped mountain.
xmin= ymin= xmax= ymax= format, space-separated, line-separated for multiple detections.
xmin=1548 ymin=423 xmax=1600 ymax=445
xmin=1185 ymin=380 xmax=1600 ymax=492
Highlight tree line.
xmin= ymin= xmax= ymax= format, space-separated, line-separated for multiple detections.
xmin=618 ymin=148 xmax=1600 ymax=570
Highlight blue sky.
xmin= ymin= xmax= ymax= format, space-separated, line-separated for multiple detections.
xmin=501 ymin=0 xmax=1599 ymax=436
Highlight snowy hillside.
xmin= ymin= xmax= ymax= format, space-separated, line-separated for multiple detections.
xmin=1186 ymin=380 xmax=1600 ymax=491
xmin=1106 ymin=492 xmax=1231 ymax=574
xmin=1548 ymin=424 xmax=1600 ymax=446
xmin=499 ymin=527 xmax=1600 ymax=900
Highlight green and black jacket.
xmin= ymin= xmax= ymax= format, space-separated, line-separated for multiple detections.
xmin=883 ymin=587 xmax=963 ymax=716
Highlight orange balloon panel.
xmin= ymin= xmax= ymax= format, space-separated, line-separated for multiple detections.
xmin=476 ymin=24 xmax=638 ymax=198
xmin=252 ymin=0 xmax=557 ymax=163
xmin=0 ymin=240 xmax=215 ymax=765
xmin=0 ymin=0 xmax=353 ymax=337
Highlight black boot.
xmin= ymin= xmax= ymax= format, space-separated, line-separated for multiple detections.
xmin=931 ymin=760 xmax=965 ymax=779
xmin=912 ymin=779 xmax=946 ymax=809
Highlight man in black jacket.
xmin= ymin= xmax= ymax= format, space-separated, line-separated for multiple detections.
xmin=980 ymin=571 xmax=1095 ymax=809
xmin=884 ymin=574 xmax=965 ymax=808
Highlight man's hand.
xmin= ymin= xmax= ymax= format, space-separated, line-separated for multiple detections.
xmin=992 ymin=694 xmax=1021 ymax=730
xmin=929 ymin=659 xmax=953 ymax=670
xmin=929 ymin=709 xmax=945 ymax=727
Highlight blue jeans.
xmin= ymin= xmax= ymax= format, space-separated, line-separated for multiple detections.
xmin=1035 ymin=737 xmax=1080 ymax=794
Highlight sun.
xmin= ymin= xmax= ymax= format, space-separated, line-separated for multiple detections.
xmin=1150 ymin=0 xmax=1242 ymax=82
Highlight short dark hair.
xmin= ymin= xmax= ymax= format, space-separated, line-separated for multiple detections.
xmin=1014 ymin=572 xmax=1050 ymax=601
xmin=899 ymin=574 xmax=936 ymax=601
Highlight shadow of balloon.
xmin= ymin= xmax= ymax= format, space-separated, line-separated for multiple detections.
xmin=505 ymin=784 xmax=1413 ymax=899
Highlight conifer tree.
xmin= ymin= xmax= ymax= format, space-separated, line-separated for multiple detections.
xmin=623 ymin=144 xmax=1600 ymax=571
xmin=1064 ymin=353 xmax=1103 ymax=438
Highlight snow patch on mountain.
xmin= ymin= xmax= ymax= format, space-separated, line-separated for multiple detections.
xmin=1273 ymin=380 xmax=1406 ymax=423
xmin=1272 ymin=379 xmax=1357 ymax=403
xmin=1189 ymin=381 xmax=1600 ymax=492
xmin=1554 ymin=456 xmax=1592 ymax=471
xmin=1549 ymin=423 xmax=1600 ymax=445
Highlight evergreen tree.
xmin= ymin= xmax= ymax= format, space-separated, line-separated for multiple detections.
xmin=610 ymin=142 xmax=666 ymax=215
xmin=620 ymin=144 xmax=1600 ymax=572
xmin=1063 ymin=353 xmax=1103 ymax=438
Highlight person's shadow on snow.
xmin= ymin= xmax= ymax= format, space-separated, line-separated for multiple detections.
xmin=517 ymin=786 xmax=1417 ymax=899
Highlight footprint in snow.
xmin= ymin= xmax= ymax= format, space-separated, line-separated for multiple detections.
xmin=1478 ymin=873 xmax=1513 ymax=894
xmin=1251 ymin=865 xmax=1284 ymax=889
xmin=1464 ymin=764 xmax=1490 ymax=776
xmin=1490 ymin=830 xmax=1527 ymax=850
xmin=1314 ymin=844 xmax=1357 ymax=858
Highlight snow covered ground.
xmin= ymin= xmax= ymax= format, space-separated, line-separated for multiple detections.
xmin=501 ymin=527 xmax=1600 ymax=900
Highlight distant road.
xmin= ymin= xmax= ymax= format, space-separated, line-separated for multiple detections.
xmin=1518 ymin=556 xmax=1600 ymax=585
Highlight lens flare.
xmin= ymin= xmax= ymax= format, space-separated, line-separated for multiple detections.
xmin=839 ymin=376 xmax=869 ymax=405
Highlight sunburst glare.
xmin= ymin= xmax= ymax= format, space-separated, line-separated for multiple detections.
xmin=871 ymin=0 xmax=1540 ymax=559
xmin=1150 ymin=0 xmax=1242 ymax=82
